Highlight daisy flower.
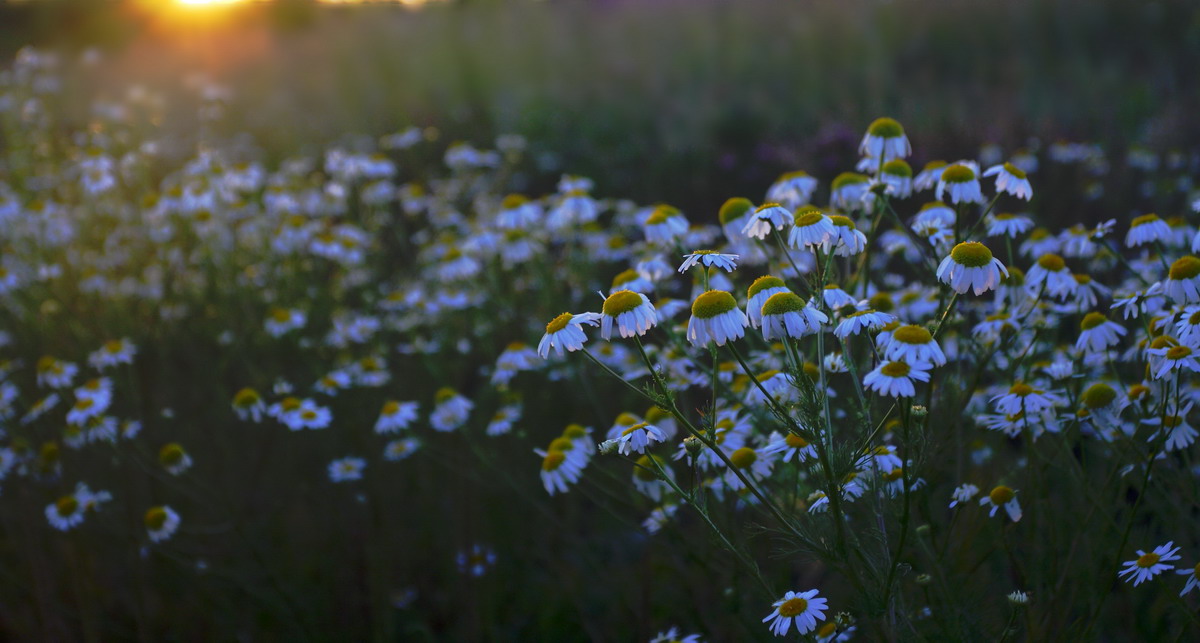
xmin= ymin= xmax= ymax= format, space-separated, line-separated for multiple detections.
xmin=1119 ymin=542 xmax=1181 ymax=586
xmin=144 ymin=506 xmax=181 ymax=543
xmin=746 ymin=276 xmax=790 ymax=328
xmin=882 ymin=324 xmax=946 ymax=366
xmin=1125 ymin=213 xmax=1172 ymax=248
xmin=1075 ymin=312 xmax=1127 ymax=353
xmin=159 ymin=443 xmax=193 ymax=475
xmin=830 ymin=173 xmax=869 ymax=210
xmin=1150 ymin=403 xmax=1198 ymax=451
xmin=457 ymin=544 xmax=497 ymax=577
xmin=719 ymin=197 xmax=755 ymax=241
xmin=765 ymin=171 xmax=819 ymax=209
xmin=937 ymin=242 xmax=1008 ymax=295
xmin=724 ymin=446 xmax=775 ymax=490
xmin=1164 ymin=255 xmax=1200 ymax=303
xmin=787 ymin=206 xmax=835 ymax=250
xmin=87 ymin=338 xmax=136 ymax=370
xmin=231 ymin=387 xmax=266 ymax=422
xmin=538 ymin=311 xmax=602 ymax=358
xmin=822 ymin=284 xmax=857 ymax=310
xmin=936 ymin=163 xmax=984 ymax=205
xmin=949 ymin=483 xmax=979 ymax=508
xmin=649 ymin=626 xmax=702 ymax=643
xmin=36 ymin=356 xmax=78 ymax=389
xmin=431 ymin=388 xmax=473 ymax=432
xmin=600 ymin=290 xmax=658 ymax=340
xmin=826 ymin=215 xmax=868 ymax=256
xmin=860 ymin=117 xmax=911 ymax=160
xmin=687 ymin=291 xmax=748 ymax=347
xmin=760 ymin=292 xmax=827 ymax=340
xmin=834 ymin=309 xmax=896 ymax=339
xmin=741 ymin=203 xmax=791 ymax=240
xmin=863 ymin=359 xmax=932 ymax=398
xmin=538 ymin=446 xmax=584 ymax=495
xmin=1025 ymin=253 xmax=1076 ymax=299
xmin=678 ymin=250 xmax=739 ymax=274
xmin=1178 ymin=562 xmax=1200 ymax=596
xmin=384 ymin=438 xmax=421 ymax=461
xmin=987 ymin=212 xmax=1034 ymax=238
xmin=983 ymin=162 xmax=1033 ymax=200
xmin=878 ymin=159 xmax=914 ymax=198
xmin=632 ymin=454 xmax=673 ymax=501
xmin=1146 ymin=344 xmax=1200 ymax=380
xmin=992 ymin=382 xmax=1061 ymax=416
xmin=486 ymin=404 xmax=522 ymax=436
xmin=46 ymin=493 xmax=87 ymax=531
xmin=375 ymin=400 xmax=419 ymax=434
xmin=762 ymin=589 xmax=828 ymax=637
xmin=914 ymin=160 xmax=948 ymax=191
xmin=643 ymin=204 xmax=689 ymax=244
xmin=760 ymin=431 xmax=817 ymax=463
xmin=610 ymin=422 xmax=667 ymax=456
xmin=265 ymin=307 xmax=306 ymax=337
xmin=979 ymin=485 xmax=1022 ymax=521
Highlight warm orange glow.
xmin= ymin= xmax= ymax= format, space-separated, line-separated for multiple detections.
xmin=176 ymin=0 xmax=250 ymax=6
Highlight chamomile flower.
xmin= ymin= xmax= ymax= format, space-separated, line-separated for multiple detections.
xmin=719 ymin=197 xmax=755 ymax=241
xmin=1146 ymin=344 xmax=1200 ymax=380
xmin=746 ymin=276 xmax=790 ymax=328
xmin=264 ymin=307 xmax=306 ymax=337
xmin=328 ymin=456 xmax=366 ymax=482
xmin=486 ymin=404 xmax=522 ymax=436
xmin=687 ymin=291 xmax=748 ymax=347
xmin=632 ymin=454 xmax=673 ymax=501
xmin=159 ymin=443 xmax=193 ymax=475
xmin=983 ymin=163 xmax=1033 ymax=200
xmin=649 ymin=627 xmax=703 ymax=643
xmin=987 ymin=213 xmax=1034 ymax=238
xmin=882 ymin=324 xmax=946 ymax=366
xmin=231 ymin=387 xmax=266 ymax=422
xmin=678 ymin=250 xmax=739 ymax=273
xmin=538 ymin=312 xmax=602 ymax=358
xmin=979 ymin=485 xmax=1022 ymax=521
xmin=1147 ymin=403 xmax=1197 ymax=451
xmin=936 ymin=163 xmax=985 ymax=205
xmin=611 ymin=422 xmax=667 ymax=456
xmin=825 ymin=216 xmax=868 ymax=256
xmin=1118 ymin=542 xmax=1181 ymax=586
xmin=383 ymin=438 xmax=421 ymax=461
xmin=600 ymin=290 xmax=657 ymax=340
xmin=879 ymin=159 xmax=914 ymax=198
xmin=863 ymin=359 xmax=931 ymax=398
xmin=938 ymin=242 xmax=1008 ymax=295
xmin=830 ymin=173 xmax=870 ymax=210
xmin=375 ymin=400 xmax=419 ymax=434
xmin=1125 ymin=214 xmax=1172 ymax=248
xmin=269 ymin=397 xmax=332 ymax=430
xmin=992 ymin=382 xmax=1062 ymax=416
xmin=36 ymin=356 xmax=77 ymax=389
xmin=834 ymin=309 xmax=896 ymax=339
xmin=1178 ymin=562 xmax=1200 ymax=596
xmin=787 ymin=206 xmax=836 ymax=250
xmin=643 ymin=204 xmax=689 ymax=244
xmin=1075 ymin=312 xmax=1127 ymax=353
xmin=1164 ymin=256 xmax=1200 ymax=303
xmin=822 ymin=284 xmax=857 ymax=310
xmin=431 ymin=388 xmax=473 ymax=432
xmin=760 ymin=292 xmax=827 ymax=340
xmin=46 ymin=493 xmax=87 ymax=531
xmin=914 ymin=160 xmax=948 ymax=191
xmin=742 ymin=203 xmax=792 ymax=240
xmin=762 ymin=589 xmax=828 ymax=637
xmin=87 ymin=338 xmax=136 ymax=370
xmin=144 ymin=506 xmax=181 ymax=543
xmin=760 ymin=431 xmax=818 ymax=463
xmin=765 ymin=171 xmax=819 ymax=209
xmin=949 ymin=483 xmax=980 ymax=508
xmin=457 ymin=544 xmax=497 ymax=577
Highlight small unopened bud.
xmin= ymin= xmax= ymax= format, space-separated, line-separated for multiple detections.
xmin=598 ymin=439 xmax=619 ymax=456
xmin=910 ymin=405 xmax=928 ymax=419
xmin=683 ymin=436 xmax=703 ymax=458
xmin=1007 ymin=590 xmax=1030 ymax=605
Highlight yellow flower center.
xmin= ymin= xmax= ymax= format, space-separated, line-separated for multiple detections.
xmin=435 ymin=388 xmax=457 ymax=404
xmin=621 ymin=422 xmax=650 ymax=436
xmin=880 ymin=361 xmax=911 ymax=377
xmin=159 ymin=443 xmax=185 ymax=466
xmin=794 ymin=210 xmax=824 ymax=227
xmin=1037 ymin=253 xmax=1066 ymax=271
xmin=541 ymin=450 xmax=566 ymax=472
xmin=603 ymin=290 xmax=645 ymax=316
xmin=545 ymin=312 xmax=573 ymax=334
xmin=691 ymin=290 xmax=737 ymax=319
xmin=1136 ymin=552 xmax=1160 ymax=568
xmin=941 ymin=164 xmax=975 ymax=183
xmin=1081 ymin=383 xmax=1117 ymax=409
xmin=1169 ymin=256 xmax=1200 ymax=280
xmin=989 ymin=485 xmax=1015 ymax=505
xmin=1002 ymin=162 xmax=1027 ymax=179
xmin=729 ymin=447 xmax=757 ymax=469
xmin=563 ymin=424 xmax=587 ymax=439
xmin=634 ymin=454 xmax=663 ymax=481
xmin=950 ymin=242 xmax=994 ymax=268
xmin=832 ymin=172 xmax=868 ymax=190
xmin=748 ymin=275 xmax=786 ymax=299
xmin=785 ymin=433 xmax=809 ymax=448
xmin=1166 ymin=345 xmax=1193 ymax=360
xmin=882 ymin=159 xmax=912 ymax=177
xmin=645 ymin=204 xmax=680 ymax=225
xmin=56 ymin=496 xmax=79 ymax=517
xmin=892 ymin=325 xmax=932 ymax=345
xmin=761 ymin=292 xmax=805 ymax=316
xmin=778 ymin=597 xmax=808 ymax=617
xmin=501 ymin=193 xmax=528 ymax=209
xmin=1080 ymin=312 xmax=1109 ymax=331
xmin=868 ymin=117 xmax=904 ymax=138
xmin=1131 ymin=213 xmax=1160 ymax=228
xmin=234 ymin=388 xmax=260 ymax=407
xmin=612 ymin=269 xmax=640 ymax=288
xmin=144 ymin=507 xmax=168 ymax=530
xmin=382 ymin=400 xmax=401 ymax=415
xmin=718 ymin=197 xmax=753 ymax=224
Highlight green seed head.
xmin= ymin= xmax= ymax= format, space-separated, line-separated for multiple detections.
xmin=603 ymin=290 xmax=645 ymax=316
xmin=748 ymin=275 xmax=786 ymax=299
xmin=645 ymin=204 xmax=680 ymax=225
xmin=1081 ymin=383 xmax=1117 ymax=409
xmin=1169 ymin=256 xmax=1200 ymax=280
xmin=1037 ymin=253 xmax=1066 ymax=272
xmin=882 ymin=159 xmax=912 ymax=177
xmin=1001 ymin=162 xmax=1026 ymax=179
xmin=1131 ymin=213 xmax=1160 ymax=228
xmin=892 ymin=325 xmax=932 ymax=345
xmin=867 ymin=117 xmax=905 ymax=138
xmin=941 ymin=164 xmax=976 ymax=184
xmin=832 ymin=172 xmax=868 ymax=190
xmin=1080 ymin=312 xmax=1109 ymax=331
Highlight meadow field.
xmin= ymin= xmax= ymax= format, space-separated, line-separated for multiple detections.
xmin=2 ymin=0 xmax=1200 ymax=641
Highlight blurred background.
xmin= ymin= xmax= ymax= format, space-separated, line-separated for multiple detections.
xmin=3 ymin=0 xmax=1200 ymax=215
